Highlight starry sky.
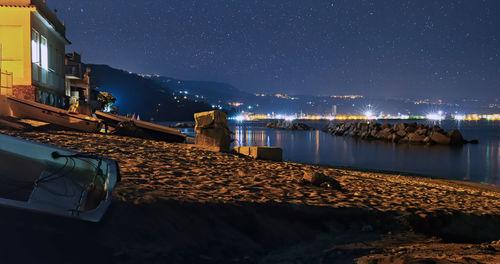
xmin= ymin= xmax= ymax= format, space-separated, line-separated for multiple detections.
xmin=48 ymin=0 xmax=500 ymax=99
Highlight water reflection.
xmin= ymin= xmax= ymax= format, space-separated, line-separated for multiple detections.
xmin=229 ymin=120 xmax=500 ymax=185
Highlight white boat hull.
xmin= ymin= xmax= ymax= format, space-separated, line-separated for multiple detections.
xmin=0 ymin=133 xmax=119 ymax=222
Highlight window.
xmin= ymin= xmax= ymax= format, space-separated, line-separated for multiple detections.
xmin=40 ymin=36 xmax=48 ymax=70
xmin=31 ymin=30 xmax=40 ymax=64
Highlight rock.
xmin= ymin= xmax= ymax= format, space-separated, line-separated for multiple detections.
xmin=407 ymin=122 xmax=417 ymax=128
xmin=267 ymin=121 xmax=314 ymax=131
xmin=390 ymin=134 xmax=401 ymax=143
xmin=394 ymin=123 xmax=406 ymax=131
xmin=376 ymin=128 xmax=392 ymax=139
xmin=324 ymin=121 xmax=470 ymax=148
xmin=301 ymin=172 xmax=341 ymax=189
xmin=431 ymin=125 xmax=444 ymax=134
xmin=405 ymin=126 xmax=417 ymax=133
xmin=431 ymin=132 xmax=451 ymax=145
xmin=415 ymin=128 xmax=427 ymax=136
xmin=408 ymin=133 xmax=425 ymax=144
xmin=468 ymin=139 xmax=479 ymax=144
xmin=447 ymin=129 xmax=465 ymax=145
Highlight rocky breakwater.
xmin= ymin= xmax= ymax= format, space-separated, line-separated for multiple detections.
xmin=266 ymin=120 xmax=314 ymax=130
xmin=323 ymin=122 xmax=478 ymax=146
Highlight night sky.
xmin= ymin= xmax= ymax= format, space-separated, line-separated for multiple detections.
xmin=49 ymin=0 xmax=500 ymax=99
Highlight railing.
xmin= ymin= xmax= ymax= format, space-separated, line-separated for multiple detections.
xmin=33 ymin=63 xmax=61 ymax=90
xmin=66 ymin=63 xmax=83 ymax=79
xmin=0 ymin=71 xmax=13 ymax=96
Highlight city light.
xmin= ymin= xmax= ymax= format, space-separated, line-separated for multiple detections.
xmin=364 ymin=110 xmax=376 ymax=119
xmin=426 ymin=112 xmax=444 ymax=121
xmin=228 ymin=112 xmax=500 ymax=121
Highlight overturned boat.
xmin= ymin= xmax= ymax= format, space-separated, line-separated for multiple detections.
xmin=0 ymin=133 xmax=120 ymax=222
xmin=95 ymin=111 xmax=186 ymax=142
xmin=7 ymin=96 xmax=101 ymax=133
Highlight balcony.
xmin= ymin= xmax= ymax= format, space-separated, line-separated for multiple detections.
xmin=65 ymin=62 xmax=83 ymax=79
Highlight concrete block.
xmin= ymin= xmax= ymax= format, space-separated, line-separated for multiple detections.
xmin=234 ymin=146 xmax=283 ymax=161
xmin=194 ymin=110 xmax=227 ymax=129
xmin=195 ymin=127 xmax=231 ymax=152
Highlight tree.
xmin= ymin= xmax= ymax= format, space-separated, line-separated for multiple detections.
xmin=97 ymin=91 xmax=116 ymax=111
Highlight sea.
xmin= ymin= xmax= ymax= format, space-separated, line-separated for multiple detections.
xmin=166 ymin=120 xmax=500 ymax=186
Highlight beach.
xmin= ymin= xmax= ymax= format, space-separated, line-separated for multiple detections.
xmin=1 ymin=128 xmax=500 ymax=263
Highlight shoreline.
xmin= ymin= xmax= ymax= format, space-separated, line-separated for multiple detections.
xmin=0 ymin=128 xmax=499 ymax=263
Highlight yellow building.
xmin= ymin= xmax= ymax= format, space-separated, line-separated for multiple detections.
xmin=0 ymin=0 xmax=70 ymax=107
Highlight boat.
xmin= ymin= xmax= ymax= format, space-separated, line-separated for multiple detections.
xmin=7 ymin=96 xmax=102 ymax=133
xmin=0 ymin=133 xmax=120 ymax=222
xmin=95 ymin=111 xmax=187 ymax=142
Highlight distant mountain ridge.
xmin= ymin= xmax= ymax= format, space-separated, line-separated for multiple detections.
xmin=87 ymin=64 xmax=212 ymax=121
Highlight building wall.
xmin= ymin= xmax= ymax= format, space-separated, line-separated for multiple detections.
xmin=0 ymin=0 xmax=31 ymax=5
xmin=31 ymin=12 xmax=66 ymax=95
xmin=1 ymin=3 xmax=68 ymax=108
xmin=0 ymin=6 xmax=32 ymax=86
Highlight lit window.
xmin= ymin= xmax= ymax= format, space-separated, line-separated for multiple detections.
xmin=31 ymin=30 xmax=40 ymax=64
xmin=40 ymin=36 xmax=48 ymax=70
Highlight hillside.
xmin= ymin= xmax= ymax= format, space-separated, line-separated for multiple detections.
xmin=152 ymin=76 xmax=254 ymax=105
xmin=87 ymin=64 xmax=211 ymax=121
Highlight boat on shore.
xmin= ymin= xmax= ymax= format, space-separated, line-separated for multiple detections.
xmin=7 ymin=96 xmax=101 ymax=133
xmin=0 ymin=133 xmax=120 ymax=222
xmin=95 ymin=111 xmax=187 ymax=142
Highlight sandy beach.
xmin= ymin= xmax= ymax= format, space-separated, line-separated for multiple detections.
xmin=1 ymin=128 xmax=500 ymax=263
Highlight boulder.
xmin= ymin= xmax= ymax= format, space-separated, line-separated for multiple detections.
xmin=301 ymin=172 xmax=341 ymax=189
xmin=447 ymin=129 xmax=465 ymax=145
xmin=267 ymin=121 xmax=313 ymax=131
xmin=408 ymin=133 xmax=425 ymax=144
xmin=376 ymin=128 xmax=392 ymax=139
xmin=394 ymin=123 xmax=406 ymax=131
xmin=431 ymin=125 xmax=444 ymax=134
xmin=431 ymin=132 xmax=451 ymax=145
xmin=381 ymin=123 xmax=391 ymax=129
xmin=399 ymin=136 xmax=409 ymax=143
xmin=396 ymin=130 xmax=407 ymax=137
xmin=407 ymin=122 xmax=418 ymax=128
xmin=415 ymin=128 xmax=428 ymax=136
xmin=390 ymin=134 xmax=401 ymax=143
xmin=405 ymin=126 xmax=417 ymax=133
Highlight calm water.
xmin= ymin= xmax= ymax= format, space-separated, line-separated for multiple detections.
xmin=171 ymin=120 xmax=500 ymax=185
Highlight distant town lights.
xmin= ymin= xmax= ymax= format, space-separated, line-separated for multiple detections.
xmin=426 ymin=112 xmax=444 ymax=121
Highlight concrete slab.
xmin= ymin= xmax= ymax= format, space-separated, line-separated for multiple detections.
xmin=234 ymin=146 xmax=283 ymax=161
